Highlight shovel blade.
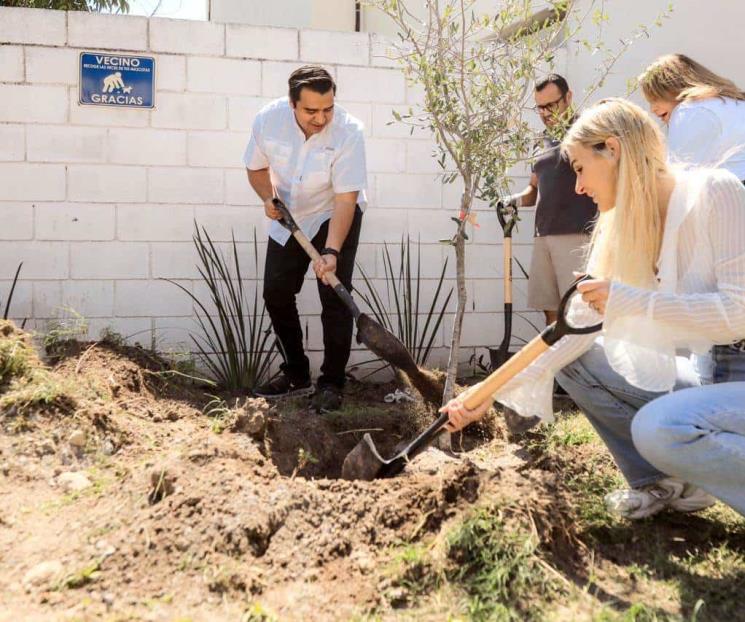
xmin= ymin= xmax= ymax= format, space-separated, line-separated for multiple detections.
xmin=341 ymin=433 xmax=387 ymax=481
xmin=341 ymin=433 xmax=412 ymax=481
xmin=356 ymin=314 xmax=418 ymax=373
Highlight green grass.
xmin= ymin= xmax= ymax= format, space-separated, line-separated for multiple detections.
xmin=378 ymin=504 xmax=560 ymax=621
xmin=445 ymin=507 xmax=557 ymax=621
xmin=240 ymin=603 xmax=279 ymax=622
xmin=43 ymin=309 xmax=89 ymax=355
xmin=533 ymin=413 xmax=745 ymax=622
xmin=366 ymin=412 xmax=745 ymax=622
xmin=0 ymin=320 xmax=79 ymax=421
xmin=56 ymin=558 xmax=102 ymax=590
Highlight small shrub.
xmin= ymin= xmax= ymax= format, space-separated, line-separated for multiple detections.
xmin=356 ymin=236 xmax=452 ymax=368
xmin=43 ymin=309 xmax=89 ymax=356
xmin=166 ymin=225 xmax=277 ymax=393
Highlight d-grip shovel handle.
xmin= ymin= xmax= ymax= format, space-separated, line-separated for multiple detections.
xmin=272 ymin=198 xmax=361 ymax=318
xmin=496 ymin=200 xmax=519 ymax=238
xmin=463 ymin=274 xmax=603 ymax=410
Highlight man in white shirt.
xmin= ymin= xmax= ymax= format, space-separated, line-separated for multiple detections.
xmin=243 ymin=65 xmax=367 ymax=412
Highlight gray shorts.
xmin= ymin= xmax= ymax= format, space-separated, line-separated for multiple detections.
xmin=527 ymin=233 xmax=589 ymax=311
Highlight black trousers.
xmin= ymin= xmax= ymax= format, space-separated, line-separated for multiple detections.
xmin=263 ymin=207 xmax=363 ymax=389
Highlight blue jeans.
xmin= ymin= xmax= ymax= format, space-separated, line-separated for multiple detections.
xmin=556 ymin=342 xmax=703 ymax=487
xmin=632 ymin=383 xmax=745 ymax=516
xmin=713 ymin=342 xmax=745 ymax=383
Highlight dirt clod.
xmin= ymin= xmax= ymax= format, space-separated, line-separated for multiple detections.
xmin=57 ymin=471 xmax=92 ymax=493
xmin=22 ymin=560 xmax=63 ymax=590
xmin=68 ymin=429 xmax=86 ymax=448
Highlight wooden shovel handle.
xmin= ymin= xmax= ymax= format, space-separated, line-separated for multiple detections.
xmin=291 ymin=231 xmax=342 ymax=289
xmin=463 ymin=332 xmax=549 ymax=410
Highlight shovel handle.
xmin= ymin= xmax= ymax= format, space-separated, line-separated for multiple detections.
xmin=394 ymin=411 xmax=451 ymax=465
xmin=391 ymin=337 xmax=546 ymax=469
xmin=421 ymin=338 xmax=546 ymax=456
xmin=272 ymin=198 xmax=361 ymax=318
xmin=463 ymin=333 xmax=549 ymax=410
xmin=290 ymin=230 xmax=360 ymax=318
xmin=290 ymin=230 xmax=340 ymax=284
xmin=462 ymin=275 xmax=603 ymax=411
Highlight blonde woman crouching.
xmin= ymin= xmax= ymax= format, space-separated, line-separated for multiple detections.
xmin=441 ymin=98 xmax=745 ymax=519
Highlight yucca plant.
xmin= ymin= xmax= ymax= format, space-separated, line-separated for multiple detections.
xmin=356 ymin=237 xmax=453 ymax=368
xmin=165 ymin=226 xmax=277 ymax=393
xmin=2 ymin=263 xmax=27 ymax=328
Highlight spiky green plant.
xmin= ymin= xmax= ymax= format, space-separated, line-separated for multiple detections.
xmin=355 ymin=237 xmax=452 ymax=367
xmin=165 ymin=225 xmax=277 ymax=392
xmin=2 ymin=263 xmax=26 ymax=328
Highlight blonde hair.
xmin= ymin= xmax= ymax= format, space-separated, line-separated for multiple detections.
xmin=639 ymin=54 xmax=745 ymax=103
xmin=561 ymin=98 xmax=669 ymax=288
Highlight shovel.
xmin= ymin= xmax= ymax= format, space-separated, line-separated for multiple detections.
xmin=341 ymin=275 xmax=603 ymax=480
xmin=489 ymin=199 xmax=519 ymax=370
xmin=272 ymin=198 xmax=443 ymax=405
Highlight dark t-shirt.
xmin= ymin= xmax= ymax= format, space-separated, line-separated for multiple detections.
xmin=532 ymin=136 xmax=597 ymax=237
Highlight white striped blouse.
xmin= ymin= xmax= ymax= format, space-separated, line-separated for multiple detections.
xmin=494 ymin=167 xmax=745 ymax=422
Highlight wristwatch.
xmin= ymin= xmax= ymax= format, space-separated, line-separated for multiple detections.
xmin=321 ymin=247 xmax=340 ymax=258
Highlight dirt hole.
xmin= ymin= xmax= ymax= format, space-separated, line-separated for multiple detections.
xmin=258 ymin=394 xmax=501 ymax=480
xmin=260 ymin=407 xmax=421 ymax=479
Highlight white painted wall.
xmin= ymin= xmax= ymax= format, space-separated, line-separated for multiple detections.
xmin=3 ymin=2 xmax=743 ymax=379
xmin=564 ymin=0 xmax=745 ymax=109
xmin=210 ymin=0 xmax=355 ymax=32
xmin=0 ymin=5 xmax=542 ymax=377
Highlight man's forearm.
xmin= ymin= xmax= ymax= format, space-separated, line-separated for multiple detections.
xmin=324 ymin=191 xmax=358 ymax=251
xmin=247 ymin=168 xmax=273 ymax=203
xmin=514 ymin=184 xmax=537 ymax=207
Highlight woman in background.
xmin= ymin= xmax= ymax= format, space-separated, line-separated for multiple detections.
xmin=639 ymin=53 xmax=745 ymax=383
xmin=639 ymin=53 xmax=745 ymax=181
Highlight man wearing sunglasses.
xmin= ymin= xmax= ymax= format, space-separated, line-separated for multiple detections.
xmin=503 ymin=74 xmax=597 ymax=325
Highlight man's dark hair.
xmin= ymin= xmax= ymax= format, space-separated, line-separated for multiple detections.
xmin=535 ymin=73 xmax=569 ymax=97
xmin=288 ymin=65 xmax=336 ymax=104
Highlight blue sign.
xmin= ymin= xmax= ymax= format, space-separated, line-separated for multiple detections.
xmin=79 ymin=52 xmax=155 ymax=109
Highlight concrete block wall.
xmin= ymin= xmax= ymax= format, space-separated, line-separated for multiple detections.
xmin=0 ymin=6 xmax=536 ymax=378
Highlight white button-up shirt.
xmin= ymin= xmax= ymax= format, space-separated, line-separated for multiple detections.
xmin=668 ymin=97 xmax=745 ymax=180
xmin=491 ymin=168 xmax=745 ymax=422
xmin=243 ymin=96 xmax=368 ymax=246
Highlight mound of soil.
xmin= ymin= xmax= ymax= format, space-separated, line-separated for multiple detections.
xmin=0 ymin=325 xmax=580 ymax=621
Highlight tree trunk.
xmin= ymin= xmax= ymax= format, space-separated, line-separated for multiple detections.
xmin=442 ymin=189 xmax=471 ymax=403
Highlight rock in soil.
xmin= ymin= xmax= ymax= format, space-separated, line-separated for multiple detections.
xmin=22 ymin=560 xmax=63 ymax=590
xmin=68 ymin=430 xmax=87 ymax=448
xmin=57 ymin=471 xmax=92 ymax=492
xmin=230 ymin=410 xmax=266 ymax=437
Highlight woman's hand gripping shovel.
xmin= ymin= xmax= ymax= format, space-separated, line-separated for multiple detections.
xmin=272 ymin=198 xmax=443 ymax=404
xmin=341 ymin=275 xmax=603 ymax=480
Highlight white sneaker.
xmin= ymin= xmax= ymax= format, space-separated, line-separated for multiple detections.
xmin=605 ymin=477 xmax=716 ymax=519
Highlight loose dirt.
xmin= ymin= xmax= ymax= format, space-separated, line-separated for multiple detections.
xmin=0 ymin=328 xmax=531 ymax=621
xmin=2 ymin=323 xmax=742 ymax=621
